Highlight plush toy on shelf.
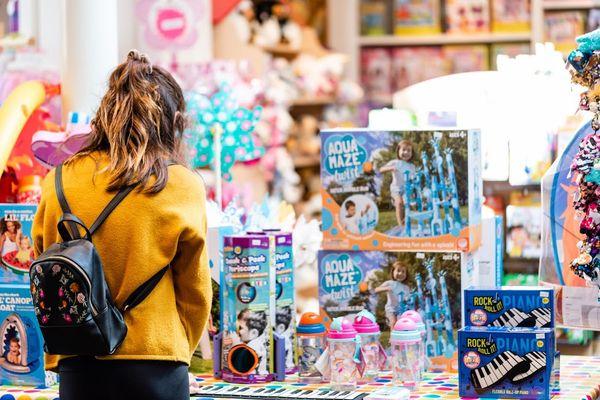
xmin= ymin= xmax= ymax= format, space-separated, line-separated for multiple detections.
xmin=566 ymin=29 xmax=600 ymax=288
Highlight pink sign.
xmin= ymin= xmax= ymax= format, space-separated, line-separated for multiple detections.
xmin=137 ymin=0 xmax=204 ymax=50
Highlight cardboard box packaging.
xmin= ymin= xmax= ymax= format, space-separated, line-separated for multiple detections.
xmin=321 ymin=128 xmax=482 ymax=252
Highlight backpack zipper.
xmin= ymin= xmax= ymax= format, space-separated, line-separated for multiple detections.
xmin=37 ymin=256 xmax=99 ymax=317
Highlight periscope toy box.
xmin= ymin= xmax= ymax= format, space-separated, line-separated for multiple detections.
xmin=0 ymin=204 xmax=37 ymax=284
xmin=464 ymin=287 xmax=555 ymax=328
xmin=215 ymin=234 xmax=284 ymax=383
xmin=0 ymin=284 xmax=45 ymax=386
xmin=320 ymin=128 xmax=482 ymax=252
xmin=265 ymin=230 xmax=297 ymax=374
xmin=318 ymin=250 xmax=475 ymax=371
xmin=458 ymin=327 xmax=559 ymax=399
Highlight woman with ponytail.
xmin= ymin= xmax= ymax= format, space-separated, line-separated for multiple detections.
xmin=32 ymin=51 xmax=211 ymax=399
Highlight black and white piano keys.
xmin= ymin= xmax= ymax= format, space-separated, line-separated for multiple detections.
xmin=512 ymin=352 xmax=547 ymax=383
xmin=470 ymin=351 xmax=530 ymax=391
xmin=491 ymin=308 xmax=536 ymax=328
xmin=530 ymin=308 xmax=551 ymax=328
xmin=193 ymin=384 xmax=367 ymax=400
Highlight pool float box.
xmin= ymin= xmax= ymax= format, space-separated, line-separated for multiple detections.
xmin=0 ymin=204 xmax=37 ymax=284
xmin=0 ymin=284 xmax=45 ymax=386
xmin=320 ymin=128 xmax=482 ymax=252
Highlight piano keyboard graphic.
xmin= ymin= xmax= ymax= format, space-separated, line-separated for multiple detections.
xmin=511 ymin=352 xmax=547 ymax=383
xmin=491 ymin=308 xmax=536 ymax=328
xmin=530 ymin=308 xmax=552 ymax=328
xmin=193 ymin=385 xmax=367 ymax=399
xmin=470 ymin=351 xmax=529 ymax=392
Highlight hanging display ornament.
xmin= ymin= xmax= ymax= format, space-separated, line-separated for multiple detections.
xmin=185 ymin=84 xmax=264 ymax=181
xmin=566 ymin=29 xmax=600 ymax=287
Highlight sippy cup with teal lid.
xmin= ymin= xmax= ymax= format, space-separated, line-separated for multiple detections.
xmin=327 ymin=317 xmax=362 ymax=391
xmin=352 ymin=310 xmax=385 ymax=381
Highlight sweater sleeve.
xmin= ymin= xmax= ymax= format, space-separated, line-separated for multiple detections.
xmin=171 ymin=178 xmax=212 ymax=360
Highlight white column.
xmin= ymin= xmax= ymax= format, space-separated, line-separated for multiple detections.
xmin=327 ymin=0 xmax=359 ymax=82
xmin=17 ymin=0 xmax=37 ymax=40
xmin=61 ymin=0 xmax=119 ymax=119
xmin=38 ymin=0 xmax=62 ymax=69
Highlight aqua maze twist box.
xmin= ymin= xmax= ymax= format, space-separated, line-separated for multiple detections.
xmin=318 ymin=249 xmax=476 ymax=371
xmin=458 ymin=327 xmax=559 ymax=399
xmin=464 ymin=286 xmax=555 ymax=329
xmin=320 ymin=128 xmax=482 ymax=252
xmin=0 ymin=284 xmax=45 ymax=386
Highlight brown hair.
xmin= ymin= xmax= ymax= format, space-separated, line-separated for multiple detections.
xmin=390 ymin=260 xmax=408 ymax=282
xmin=396 ymin=140 xmax=414 ymax=161
xmin=68 ymin=50 xmax=187 ymax=193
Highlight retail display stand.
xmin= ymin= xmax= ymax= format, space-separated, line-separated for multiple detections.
xmin=1 ymin=356 xmax=598 ymax=399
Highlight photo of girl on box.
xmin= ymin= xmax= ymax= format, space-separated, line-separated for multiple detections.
xmin=0 ymin=218 xmax=33 ymax=273
xmin=0 ymin=219 xmax=23 ymax=265
xmin=379 ymin=140 xmax=417 ymax=228
xmin=374 ymin=261 xmax=410 ymax=329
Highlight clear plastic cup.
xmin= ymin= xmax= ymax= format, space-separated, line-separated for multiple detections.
xmin=327 ymin=318 xmax=360 ymax=391
xmin=353 ymin=310 xmax=382 ymax=382
xmin=390 ymin=317 xmax=423 ymax=391
xmin=297 ymin=312 xmax=327 ymax=383
xmin=401 ymin=310 xmax=427 ymax=374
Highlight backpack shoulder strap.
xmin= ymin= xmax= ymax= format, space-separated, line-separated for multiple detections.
xmin=121 ymin=265 xmax=170 ymax=312
xmin=89 ymin=161 xmax=178 ymax=236
xmin=89 ymin=185 xmax=136 ymax=236
xmin=55 ymin=164 xmax=81 ymax=239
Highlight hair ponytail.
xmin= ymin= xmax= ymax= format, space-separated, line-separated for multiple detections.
xmin=68 ymin=50 xmax=187 ymax=193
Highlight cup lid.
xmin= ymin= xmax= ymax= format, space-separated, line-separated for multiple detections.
xmin=391 ymin=317 xmax=421 ymax=342
xmin=297 ymin=312 xmax=326 ymax=334
xmin=400 ymin=310 xmax=426 ymax=332
xmin=352 ymin=310 xmax=380 ymax=334
xmin=328 ymin=317 xmax=357 ymax=339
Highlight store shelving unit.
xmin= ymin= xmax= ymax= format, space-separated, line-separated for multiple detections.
xmin=542 ymin=0 xmax=600 ymax=10
xmin=328 ymin=0 xmax=600 ymax=96
xmin=358 ymin=32 xmax=532 ymax=46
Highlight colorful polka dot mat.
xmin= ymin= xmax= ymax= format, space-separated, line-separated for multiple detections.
xmin=0 ymin=356 xmax=598 ymax=399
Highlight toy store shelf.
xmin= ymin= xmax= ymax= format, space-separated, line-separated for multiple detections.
xmin=366 ymin=94 xmax=393 ymax=105
xmin=292 ymin=154 xmax=321 ymax=168
xmin=483 ymin=180 xmax=540 ymax=194
xmin=543 ymin=0 xmax=600 ymax=10
xmin=261 ymin=44 xmax=301 ymax=58
xmin=358 ymin=33 xmax=532 ymax=47
xmin=504 ymin=257 xmax=540 ymax=273
xmin=291 ymin=96 xmax=336 ymax=107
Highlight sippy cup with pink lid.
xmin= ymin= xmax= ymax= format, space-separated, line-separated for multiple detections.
xmin=400 ymin=310 xmax=427 ymax=373
xmin=390 ymin=317 xmax=423 ymax=390
xmin=327 ymin=317 xmax=362 ymax=391
xmin=353 ymin=310 xmax=386 ymax=381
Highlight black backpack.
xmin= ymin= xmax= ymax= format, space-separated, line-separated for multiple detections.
xmin=29 ymin=164 xmax=169 ymax=355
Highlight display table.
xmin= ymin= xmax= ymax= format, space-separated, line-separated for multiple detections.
xmin=0 ymin=356 xmax=598 ymax=400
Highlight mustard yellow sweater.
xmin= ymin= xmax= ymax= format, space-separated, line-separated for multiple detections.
xmin=32 ymin=152 xmax=212 ymax=370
